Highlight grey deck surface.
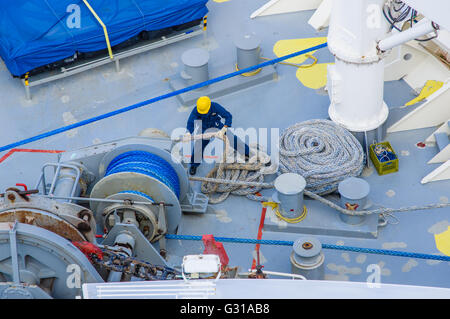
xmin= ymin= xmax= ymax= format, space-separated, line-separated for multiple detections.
xmin=0 ymin=0 xmax=449 ymax=289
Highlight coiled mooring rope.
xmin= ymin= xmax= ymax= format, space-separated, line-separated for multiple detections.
xmin=106 ymin=150 xmax=180 ymax=198
xmin=278 ymin=119 xmax=365 ymax=195
xmin=183 ymin=130 xmax=276 ymax=204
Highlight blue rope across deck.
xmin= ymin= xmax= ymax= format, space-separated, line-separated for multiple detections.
xmin=106 ymin=151 xmax=180 ymax=198
xmin=0 ymin=42 xmax=328 ymax=153
xmin=165 ymin=234 xmax=450 ymax=262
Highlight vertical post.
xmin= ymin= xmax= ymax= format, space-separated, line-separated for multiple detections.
xmin=24 ymin=73 xmax=31 ymax=100
xmin=202 ymin=15 xmax=208 ymax=46
xmin=273 ymin=173 xmax=306 ymax=220
xmin=115 ymin=59 xmax=120 ymax=73
xmin=338 ymin=177 xmax=370 ymax=225
xmin=158 ymin=203 xmax=167 ymax=258
xmin=234 ymin=34 xmax=262 ymax=72
xmin=181 ymin=48 xmax=210 ymax=89
xmin=327 ymin=0 xmax=389 ymax=135
xmin=9 ymin=221 xmax=21 ymax=284
xmin=290 ymin=237 xmax=325 ymax=280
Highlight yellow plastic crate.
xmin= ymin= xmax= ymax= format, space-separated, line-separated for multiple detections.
xmin=369 ymin=141 xmax=398 ymax=176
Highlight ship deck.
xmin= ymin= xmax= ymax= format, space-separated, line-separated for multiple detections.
xmin=0 ymin=0 xmax=449 ymax=289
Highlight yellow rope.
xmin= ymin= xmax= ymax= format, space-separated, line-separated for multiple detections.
xmin=261 ymin=54 xmax=317 ymax=69
xmin=235 ymin=54 xmax=317 ymax=77
xmin=262 ymin=202 xmax=308 ymax=224
xmin=235 ymin=63 xmax=262 ymax=77
xmin=82 ymin=0 xmax=114 ymax=60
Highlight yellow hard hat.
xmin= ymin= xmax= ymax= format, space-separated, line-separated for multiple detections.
xmin=196 ymin=96 xmax=211 ymax=114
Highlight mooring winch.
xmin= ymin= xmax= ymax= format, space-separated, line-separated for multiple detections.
xmin=0 ymin=134 xmax=209 ymax=298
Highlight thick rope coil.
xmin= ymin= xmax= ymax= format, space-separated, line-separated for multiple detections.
xmin=279 ymin=119 xmax=365 ymax=195
xmin=180 ymin=129 xmax=276 ymax=204
xmin=106 ymin=150 xmax=181 ymax=198
xmin=201 ymin=134 xmax=276 ymax=204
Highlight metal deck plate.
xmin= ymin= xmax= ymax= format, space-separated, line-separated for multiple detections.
xmin=263 ymin=199 xmax=380 ymax=239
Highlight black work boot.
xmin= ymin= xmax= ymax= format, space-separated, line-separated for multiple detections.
xmin=189 ymin=166 xmax=197 ymax=175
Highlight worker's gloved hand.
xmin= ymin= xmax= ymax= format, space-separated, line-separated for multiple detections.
xmin=218 ymin=126 xmax=227 ymax=139
xmin=183 ymin=132 xmax=192 ymax=142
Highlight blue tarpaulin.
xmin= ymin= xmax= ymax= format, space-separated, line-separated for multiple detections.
xmin=0 ymin=0 xmax=208 ymax=76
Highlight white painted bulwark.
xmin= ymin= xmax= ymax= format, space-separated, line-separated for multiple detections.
xmin=401 ymin=42 xmax=450 ymax=92
xmin=383 ymin=43 xmax=428 ymax=82
xmin=421 ymin=161 xmax=450 ymax=184
xmin=425 ymin=119 xmax=450 ymax=144
xmin=82 ymin=278 xmax=450 ymax=299
xmin=250 ymin=0 xmax=323 ymax=19
xmin=388 ymin=81 xmax=450 ymax=133
xmin=428 ymin=144 xmax=450 ymax=164
xmin=308 ymin=0 xmax=332 ymax=31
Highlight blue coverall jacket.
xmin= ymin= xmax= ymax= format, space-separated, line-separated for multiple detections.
xmin=186 ymin=102 xmax=249 ymax=167
xmin=186 ymin=102 xmax=232 ymax=134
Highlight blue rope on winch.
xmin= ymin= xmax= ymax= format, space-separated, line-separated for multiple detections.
xmin=118 ymin=190 xmax=155 ymax=202
xmin=106 ymin=151 xmax=180 ymax=198
xmin=165 ymin=234 xmax=450 ymax=262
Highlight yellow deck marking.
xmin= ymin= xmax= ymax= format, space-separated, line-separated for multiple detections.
xmin=273 ymin=37 xmax=327 ymax=64
xmin=405 ymin=80 xmax=444 ymax=106
xmin=296 ymin=62 xmax=333 ymax=89
xmin=273 ymin=37 xmax=331 ymax=89
xmin=434 ymin=226 xmax=450 ymax=256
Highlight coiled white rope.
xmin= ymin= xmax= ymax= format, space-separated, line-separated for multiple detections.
xmin=278 ymin=119 xmax=365 ymax=195
xmin=180 ymin=130 xmax=276 ymax=204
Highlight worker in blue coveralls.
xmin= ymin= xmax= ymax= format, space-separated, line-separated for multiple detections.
xmin=186 ymin=96 xmax=250 ymax=175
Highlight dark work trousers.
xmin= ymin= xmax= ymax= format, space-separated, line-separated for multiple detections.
xmin=190 ymin=129 xmax=250 ymax=168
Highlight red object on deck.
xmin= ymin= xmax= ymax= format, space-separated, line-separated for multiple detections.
xmin=251 ymin=206 xmax=267 ymax=270
xmin=15 ymin=183 xmax=28 ymax=191
xmin=416 ymin=142 xmax=426 ymax=148
xmin=72 ymin=241 xmax=104 ymax=262
xmin=202 ymin=234 xmax=229 ymax=268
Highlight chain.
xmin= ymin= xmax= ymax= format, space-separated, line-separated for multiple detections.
xmin=91 ymin=246 xmax=181 ymax=281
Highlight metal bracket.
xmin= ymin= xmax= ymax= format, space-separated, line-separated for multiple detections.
xmin=181 ymin=191 xmax=209 ymax=214
xmin=102 ymin=223 xmax=168 ymax=267
xmin=35 ymin=163 xmax=82 ymax=200
xmin=8 ymin=221 xmax=20 ymax=284
xmin=156 ymin=204 xmax=168 ymax=258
